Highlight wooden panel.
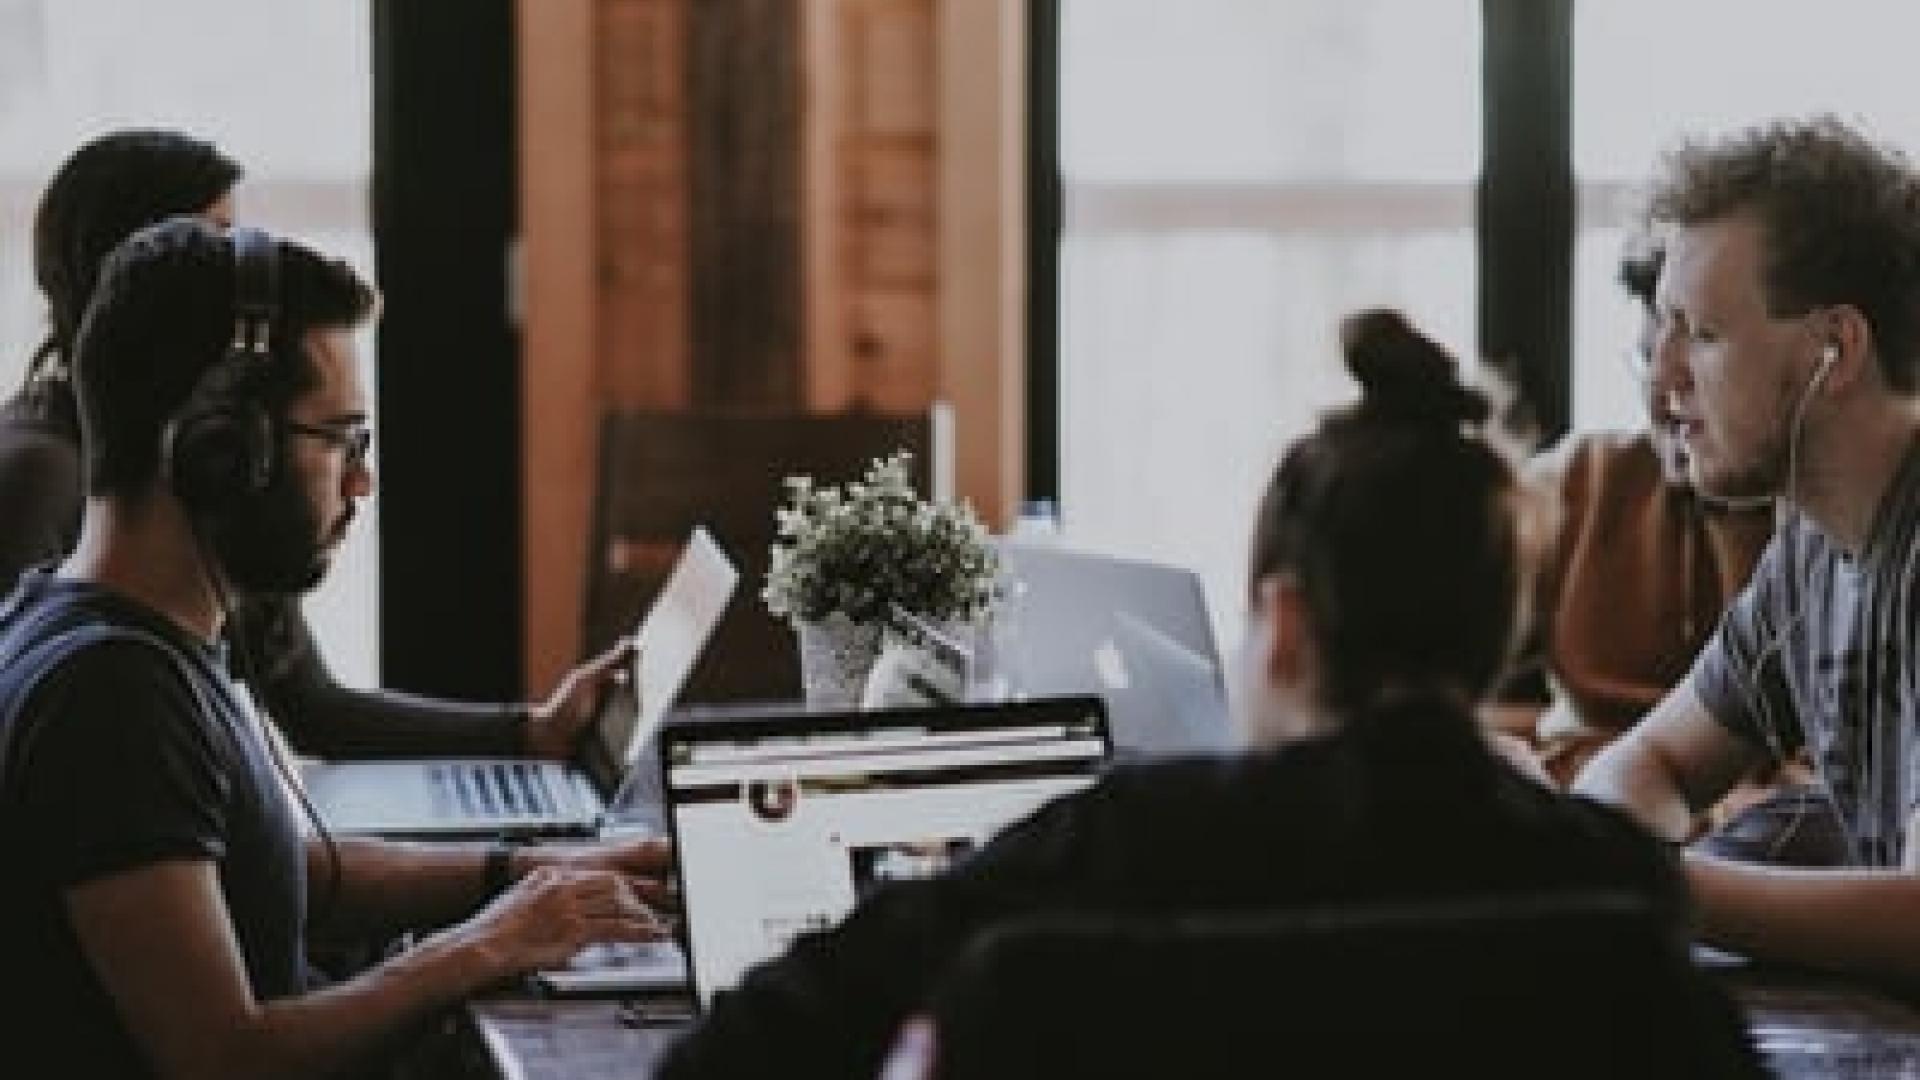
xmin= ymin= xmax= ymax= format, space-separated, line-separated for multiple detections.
xmin=846 ymin=0 xmax=935 ymax=134
xmin=518 ymin=0 xmax=599 ymax=693
xmin=688 ymin=0 xmax=803 ymax=409
xmin=935 ymin=0 xmax=1026 ymax=526
xmin=801 ymin=0 xmax=850 ymax=411
xmin=846 ymin=289 xmax=937 ymax=411
xmin=842 ymin=136 xmax=936 ymax=287
xmin=599 ymin=0 xmax=692 ymax=409
xmin=514 ymin=0 xmax=602 ymax=687
xmin=521 ymin=0 xmax=1026 ymax=690
xmin=521 ymin=0 xmax=694 ymax=692
xmin=805 ymin=0 xmax=940 ymax=418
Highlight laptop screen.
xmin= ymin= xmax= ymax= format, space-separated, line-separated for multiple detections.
xmin=590 ymin=527 xmax=739 ymax=791
xmin=660 ymin=697 xmax=1110 ymax=1007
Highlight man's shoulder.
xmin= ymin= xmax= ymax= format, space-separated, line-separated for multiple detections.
xmin=0 ymin=590 xmax=205 ymax=712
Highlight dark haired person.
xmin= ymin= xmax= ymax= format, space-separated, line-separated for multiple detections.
xmin=0 ymin=219 xmax=672 ymax=1078
xmin=656 ymin=310 xmax=1693 ymax=1079
xmin=1576 ymin=116 xmax=1920 ymax=978
xmin=0 ymin=128 xmax=621 ymax=764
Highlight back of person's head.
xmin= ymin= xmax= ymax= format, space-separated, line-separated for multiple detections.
xmin=1648 ymin=114 xmax=1920 ymax=391
xmin=72 ymin=217 xmax=375 ymax=499
xmin=1249 ymin=310 xmax=1531 ymax=715
xmin=31 ymin=129 xmax=241 ymax=384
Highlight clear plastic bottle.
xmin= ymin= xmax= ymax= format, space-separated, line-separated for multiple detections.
xmin=977 ymin=499 xmax=1055 ymax=702
xmin=1009 ymin=497 xmax=1060 ymax=544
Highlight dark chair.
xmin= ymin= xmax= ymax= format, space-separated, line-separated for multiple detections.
xmin=904 ymin=893 xmax=1767 ymax=1079
xmin=581 ymin=409 xmax=939 ymax=703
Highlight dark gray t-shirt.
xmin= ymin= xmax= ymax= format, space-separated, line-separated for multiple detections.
xmin=0 ymin=569 xmax=310 ymax=1077
xmin=1694 ymin=437 xmax=1920 ymax=867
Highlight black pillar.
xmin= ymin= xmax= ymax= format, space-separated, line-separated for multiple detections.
xmin=372 ymin=0 xmax=523 ymax=699
xmin=1478 ymin=0 xmax=1574 ymax=443
xmin=1025 ymin=0 xmax=1062 ymax=505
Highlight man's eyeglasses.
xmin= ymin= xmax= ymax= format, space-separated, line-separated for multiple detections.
xmin=287 ymin=420 xmax=373 ymax=468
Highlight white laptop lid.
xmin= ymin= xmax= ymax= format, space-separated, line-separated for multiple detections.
xmin=596 ymin=526 xmax=741 ymax=782
xmin=659 ymin=697 xmax=1110 ymax=1009
xmin=993 ymin=542 xmax=1229 ymax=755
xmin=1109 ymin=612 xmax=1236 ymax=754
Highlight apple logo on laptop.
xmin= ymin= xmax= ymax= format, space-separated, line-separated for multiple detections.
xmin=1092 ymin=639 xmax=1131 ymax=691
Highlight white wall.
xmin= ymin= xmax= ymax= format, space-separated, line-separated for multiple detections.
xmin=0 ymin=0 xmax=378 ymax=683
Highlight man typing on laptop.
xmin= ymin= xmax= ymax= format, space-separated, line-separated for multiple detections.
xmin=0 ymin=220 xmax=673 ymax=1078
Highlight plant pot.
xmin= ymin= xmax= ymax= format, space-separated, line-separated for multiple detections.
xmin=793 ymin=613 xmax=886 ymax=709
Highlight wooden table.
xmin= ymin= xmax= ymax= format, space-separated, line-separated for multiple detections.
xmin=466 ymin=960 xmax=1920 ymax=1080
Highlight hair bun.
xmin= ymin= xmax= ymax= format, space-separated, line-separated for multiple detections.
xmin=1339 ymin=308 xmax=1489 ymax=428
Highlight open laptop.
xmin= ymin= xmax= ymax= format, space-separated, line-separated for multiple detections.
xmin=652 ymin=696 xmax=1110 ymax=1008
xmin=304 ymin=528 xmax=739 ymax=838
xmin=993 ymin=542 xmax=1233 ymax=756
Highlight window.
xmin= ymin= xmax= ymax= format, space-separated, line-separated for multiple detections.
xmin=1571 ymin=0 xmax=1920 ymax=431
xmin=0 ymin=0 xmax=377 ymax=681
xmin=1057 ymin=0 xmax=1480 ymax=651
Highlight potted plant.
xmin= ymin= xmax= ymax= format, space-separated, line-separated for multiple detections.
xmin=764 ymin=450 xmax=1000 ymax=707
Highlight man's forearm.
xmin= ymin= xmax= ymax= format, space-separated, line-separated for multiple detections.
xmin=1571 ymin=735 xmax=1698 ymax=842
xmin=1687 ymin=855 xmax=1920 ymax=981
xmin=312 ymin=837 xmax=493 ymax=935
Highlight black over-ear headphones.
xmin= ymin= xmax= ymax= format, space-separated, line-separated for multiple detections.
xmin=162 ymin=226 xmax=281 ymax=513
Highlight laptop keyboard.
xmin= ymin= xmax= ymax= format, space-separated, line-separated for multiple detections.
xmin=434 ymin=762 xmax=562 ymax=819
xmin=567 ymin=940 xmax=683 ymax=972
xmin=535 ymin=939 xmax=691 ymax=996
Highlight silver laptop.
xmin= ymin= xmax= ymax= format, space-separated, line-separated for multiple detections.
xmin=658 ymin=696 xmax=1111 ymax=1009
xmin=993 ymin=542 xmax=1233 ymax=756
xmin=304 ymin=528 xmax=739 ymax=838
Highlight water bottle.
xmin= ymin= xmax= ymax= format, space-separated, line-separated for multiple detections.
xmin=1009 ymin=497 xmax=1060 ymax=544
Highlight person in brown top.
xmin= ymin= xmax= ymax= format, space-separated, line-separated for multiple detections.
xmin=1497 ymin=242 xmax=1773 ymax=783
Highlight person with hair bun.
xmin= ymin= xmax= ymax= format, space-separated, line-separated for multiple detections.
xmin=656 ymin=310 xmax=1694 ymax=1080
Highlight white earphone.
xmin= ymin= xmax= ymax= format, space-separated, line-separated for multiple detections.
xmin=1799 ymin=342 xmax=1840 ymax=410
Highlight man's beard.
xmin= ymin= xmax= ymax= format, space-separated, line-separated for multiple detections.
xmin=1689 ymin=380 xmax=1801 ymax=505
xmin=205 ymin=470 xmax=343 ymax=596
xmin=1692 ymin=433 xmax=1789 ymax=503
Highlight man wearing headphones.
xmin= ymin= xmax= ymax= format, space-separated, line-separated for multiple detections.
xmin=1576 ymin=116 xmax=1920 ymax=979
xmin=0 ymin=219 xmax=672 ymax=1077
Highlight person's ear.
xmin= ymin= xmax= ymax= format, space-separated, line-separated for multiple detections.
xmin=1254 ymin=575 xmax=1312 ymax=688
xmin=1812 ymin=305 xmax=1872 ymax=394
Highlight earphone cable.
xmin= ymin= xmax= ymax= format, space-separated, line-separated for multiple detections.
xmin=190 ymin=524 xmax=345 ymax=929
xmin=1728 ymin=360 xmax=1850 ymax=862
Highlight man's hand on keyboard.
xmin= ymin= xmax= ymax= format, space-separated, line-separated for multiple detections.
xmin=520 ymin=833 xmax=679 ymax=914
xmin=454 ymin=864 xmax=672 ymax=976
